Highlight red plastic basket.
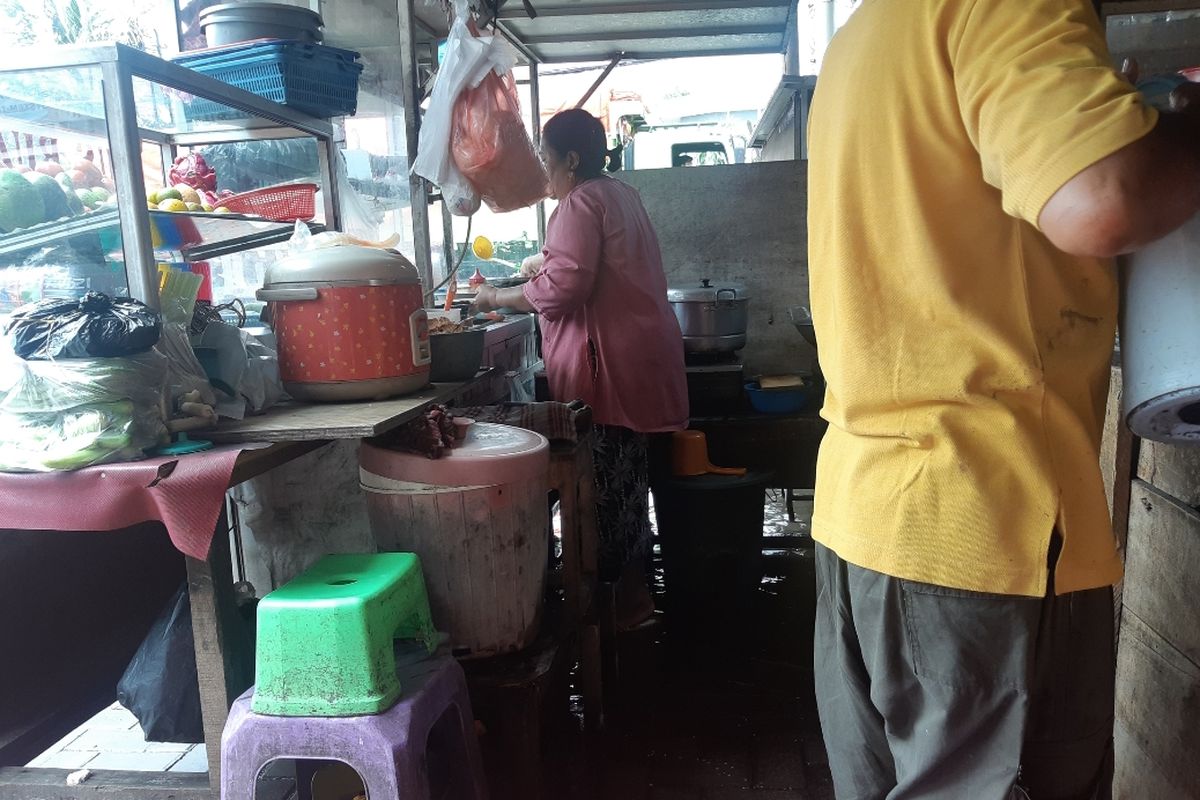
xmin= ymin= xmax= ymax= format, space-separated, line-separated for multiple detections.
xmin=220 ymin=182 xmax=318 ymax=221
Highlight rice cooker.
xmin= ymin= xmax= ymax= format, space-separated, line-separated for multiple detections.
xmin=257 ymin=246 xmax=430 ymax=402
xmin=667 ymin=279 xmax=750 ymax=353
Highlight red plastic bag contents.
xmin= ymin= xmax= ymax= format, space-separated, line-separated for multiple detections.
xmin=452 ymin=71 xmax=549 ymax=213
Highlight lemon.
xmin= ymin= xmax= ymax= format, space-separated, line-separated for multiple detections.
xmin=146 ymin=189 xmax=160 ymax=205
xmin=158 ymin=198 xmax=187 ymax=212
xmin=158 ymin=187 xmax=182 ymax=202
xmin=472 ymin=235 xmax=494 ymax=260
xmin=201 ymin=203 xmax=214 ymax=212
xmin=185 ymin=202 xmax=202 ymax=212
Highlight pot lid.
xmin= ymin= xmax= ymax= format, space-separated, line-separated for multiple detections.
xmin=264 ymin=246 xmax=421 ymax=288
xmin=360 ymin=423 xmax=549 ymax=488
xmin=667 ymin=278 xmax=750 ymax=302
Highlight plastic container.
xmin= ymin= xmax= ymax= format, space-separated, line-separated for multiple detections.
xmin=198 ymin=3 xmax=323 ymax=47
xmin=653 ymin=470 xmax=772 ymax=650
xmin=360 ymin=423 xmax=550 ymax=657
xmin=175 ymin=41 xmax=362 ymax=119
xmin=429 ymin=330 xmax=485 ymax=382
xmin=745 ymin=382 xmax=807 ymax=415
xmin=220 ymin=182 xmax=317 ymax=221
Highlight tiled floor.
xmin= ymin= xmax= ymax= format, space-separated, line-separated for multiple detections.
xmin=25 ymin=701 xmax=206 ymax=773
xmin=27 ymin=492 xmax=829 ymax=800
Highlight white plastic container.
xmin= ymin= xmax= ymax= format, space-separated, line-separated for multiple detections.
xmin=1121 ymin=211 xmax=1200 ymax=442
xmin=359 ymin=423 xmax=550 ymax=657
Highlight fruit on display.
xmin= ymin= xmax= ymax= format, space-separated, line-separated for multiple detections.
xmin=157 ymin=198 xmax=188 ymax=213
xmin=26 ymin=173 xmax=73 ymax=220
xmin=0 ymin=169 xmax=45 ymax=233
xmin=168 ymin=153 xmax=217 ymax=193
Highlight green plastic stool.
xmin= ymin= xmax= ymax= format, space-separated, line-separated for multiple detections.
xmin=252 ymin=553 xmax=437 ymax=717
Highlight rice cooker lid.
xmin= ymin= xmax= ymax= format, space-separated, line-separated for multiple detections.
xmin=667 ymin=278 xmax=749 ymax=302
xmin=359 ymin=423 xmax=550 ymax=488
xmin=264 ymin=246 xmax=421 ymax=288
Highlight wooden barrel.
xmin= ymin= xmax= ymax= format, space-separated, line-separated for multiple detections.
xmin=359 ymin=423 xmax=549 ymax=658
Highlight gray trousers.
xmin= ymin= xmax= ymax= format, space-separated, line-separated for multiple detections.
xmin=814 ymin=542 xmax=1114 ymax=800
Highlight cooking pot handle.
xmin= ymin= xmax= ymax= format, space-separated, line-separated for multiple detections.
xmin=256 ymin=287 xmax=319 ymax=302
xmin=716 ymin=288 xmax=737 ymax=301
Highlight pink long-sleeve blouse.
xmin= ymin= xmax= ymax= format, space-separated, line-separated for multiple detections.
xmin=522 ymin=176 xmax=688 ymax=432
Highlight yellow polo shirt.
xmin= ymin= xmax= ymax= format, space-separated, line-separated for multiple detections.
xmin=807 ymin=0 xmax=1157 ymax=596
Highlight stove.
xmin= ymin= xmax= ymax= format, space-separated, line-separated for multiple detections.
xmin=683 ymin=352 xmax=744 ymax=417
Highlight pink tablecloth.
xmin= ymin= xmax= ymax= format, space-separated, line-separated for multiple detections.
xmin=0 ymin=445 xmax=254 ymax=560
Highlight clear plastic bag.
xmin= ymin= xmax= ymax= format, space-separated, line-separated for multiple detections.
xmin=5 ymin=292 xmax=162 ymax=360
xmin=411 ymin=0 xmax=513 ymax=216
xmin=0 ymin=349 xmax=169 ymax=472
xmin=452 ymin=70 xmax=549 ymax=213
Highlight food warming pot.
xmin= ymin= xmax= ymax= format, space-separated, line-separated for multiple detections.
xmin=258 ymin=246 xmax=431 ymax=402
xmin=667 ymin=279 xmax=749 ymax=353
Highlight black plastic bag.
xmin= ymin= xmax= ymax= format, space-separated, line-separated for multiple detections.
xmin=116 ymin=583 xmax=204 ymax=744
xmin=5 ymin=291 xmax=161 ymax=360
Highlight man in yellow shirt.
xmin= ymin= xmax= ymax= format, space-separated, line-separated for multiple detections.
xmin=808 ymin=1 xmax=1200 ymax=797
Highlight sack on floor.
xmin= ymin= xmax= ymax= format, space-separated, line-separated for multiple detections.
xmin=116 ymin=583 xmax=204 ymax=743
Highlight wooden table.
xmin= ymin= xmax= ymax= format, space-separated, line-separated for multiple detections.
xmin=0 ymin=371 xmax=507 ymax=800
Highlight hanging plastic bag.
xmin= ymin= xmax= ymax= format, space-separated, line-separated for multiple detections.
xmin=5 ymin=292 xmax=161 ymax=360
xmin=452 ymin=70 xmax=549 ymax=213
xmin=116 ymin=583 xmax=204 ymax=744
xmin=411 ymin=1 xmax=510 ymax=216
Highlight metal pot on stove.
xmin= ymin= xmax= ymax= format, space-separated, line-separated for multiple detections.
xmin=257 ymin=246 xmax=431 ymax=402
xmin=667 ymin=279 xmax=749 ymax=353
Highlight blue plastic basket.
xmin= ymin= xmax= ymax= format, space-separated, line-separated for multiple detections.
xmin=175 ymin=40 xmax=362 ymax=120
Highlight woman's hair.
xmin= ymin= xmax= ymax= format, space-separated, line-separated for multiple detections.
xmin=542 ymin=109 xmax=622 ymax=178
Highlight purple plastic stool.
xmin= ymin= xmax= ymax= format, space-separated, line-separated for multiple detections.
xmin=220 ymin=650 xmax=487 ymax=800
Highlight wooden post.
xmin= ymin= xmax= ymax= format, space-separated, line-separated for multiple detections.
xmin=187 ymin=504 xmax=255 ymax=786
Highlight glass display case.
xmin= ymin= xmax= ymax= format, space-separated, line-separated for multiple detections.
xmin=0 ymin=43 xmax=340 ymax=318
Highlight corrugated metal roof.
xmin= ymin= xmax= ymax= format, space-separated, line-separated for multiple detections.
xmin=495 ymin=1 xmax=798 ymax=63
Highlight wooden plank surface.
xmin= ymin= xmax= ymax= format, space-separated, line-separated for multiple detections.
xmin=1114 ymin=610 xmax=1200 ymax=799
xmin=1137 ymin=436 xmax=1200 ymax=508
xmin=1124 ymin=480 xmax=1200 ymax=667
xmin=1114 ymin=480 xmax=1200 ymax=797
xmin=204 ymin=374 xmax=492 ymax=444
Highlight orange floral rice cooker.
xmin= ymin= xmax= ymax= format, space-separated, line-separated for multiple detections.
xmin=257 ymin=246 xmax=431 ymax=402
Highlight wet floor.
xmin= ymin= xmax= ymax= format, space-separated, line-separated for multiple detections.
xmin=492 ymin=491 xmax=833 ymax=799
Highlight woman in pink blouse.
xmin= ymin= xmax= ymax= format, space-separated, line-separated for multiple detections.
xmin=474 ymin=109 xmax=688 ymax=626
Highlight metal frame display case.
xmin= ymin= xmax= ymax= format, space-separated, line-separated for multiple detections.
xmin=0 ymin=43 xmax=340 ymax=311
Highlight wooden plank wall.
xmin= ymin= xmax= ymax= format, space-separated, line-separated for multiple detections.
xmin=1107 ymin=367 xmax=1200 ymax=798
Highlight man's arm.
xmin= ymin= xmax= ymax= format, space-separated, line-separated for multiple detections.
xmin=1040 ymin=96 xmax=1200 ymax=257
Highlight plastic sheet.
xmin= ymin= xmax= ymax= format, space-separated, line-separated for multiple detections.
xmin=0 ymin=349 xmax=169 ymax=472
xmin=5 ymin=292 xmax=161 ymax=360
xmin=452 ymin=70 xmax=548 ymax=213
xmin=116 ymin=584 xmax=204 ymax=744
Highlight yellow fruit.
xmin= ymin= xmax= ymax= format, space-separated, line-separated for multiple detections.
xmin=185 ymin=202 xmax=202 ymax=212
xmin=157 ymin=198 xmax=187 ymax=212
xmin=146 ymin=189 xmax=160 ymax=205
xmin=147 ymin=201 xmax=157 ymax=210
xmin=213 ymin=206 xmax=231 ymax=214
xmin=158 ymin=188 xmax=182 ymax=202
xmin=201 ymin=204 xmax=214 ymax=212
xmin=174 ymin=185 xmax=200 ymax=206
